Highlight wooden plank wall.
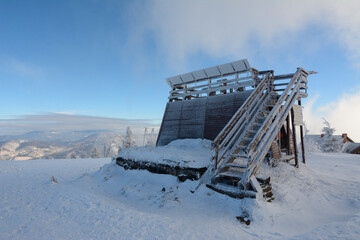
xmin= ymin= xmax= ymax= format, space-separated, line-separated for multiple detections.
xmin=156 ymin=90 xmax=253 ymax=146
xmin=203 ymin=91 xmax=252 ymax=140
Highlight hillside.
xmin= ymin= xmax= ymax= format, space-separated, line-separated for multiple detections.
xmin=0 ymin=152 xmax=359 ymax=239
xmin=0 ymin=131 xmax=125 ymax=160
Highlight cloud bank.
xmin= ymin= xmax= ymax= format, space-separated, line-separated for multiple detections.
xmin=138 ymin=0 xmax=360 ymax=67
xmin=304 ymin=86 xmax=360 ymax=142
xmin=0 ymin=113 xmax=159 ymax=136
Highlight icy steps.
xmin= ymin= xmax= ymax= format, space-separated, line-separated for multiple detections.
xmin=207 ymin=175 xmax=262 ymax=199
xmin=207 ymin=173 xmax=273 ymax=200
xmin=207 ymin=94 xmax=277 ymax=198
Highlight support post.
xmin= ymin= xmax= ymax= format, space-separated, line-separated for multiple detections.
xmin=215 ymin=150 xmax=218 ymax=169
xmin=278 ymin=129 xmax=281 ymax=154
xmin=291 ymin=108 xmax=299 ymax=168
xmin=286 ymin=114 xmax=291 ymax=155
xmin=298 ymin=100 xmax=306 ymax=164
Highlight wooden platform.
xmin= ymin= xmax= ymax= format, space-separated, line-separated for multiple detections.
xmin=116 ymin=157 xmax=207 ymax=182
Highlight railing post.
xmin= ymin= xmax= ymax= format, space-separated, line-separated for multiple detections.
xmin=215 ymin=149 xmax=218 ymax=169
xmin=246 ymin=107 xmax=249 ymax=123
xmin=291 ymin=107 xmax=299 ymax=168
xmin=298 ymin=100 xmax=306 ymax=164
xmin=286 ymin=114 xmax=291 ymax=155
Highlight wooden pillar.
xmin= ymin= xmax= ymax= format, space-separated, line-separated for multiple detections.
xmin=278 ymin=126 xmax=281 ymax=154
xmin=286 ymin=114 xmax=291 ymax=155
xmin=291 ymin=108 xmax=299 ymax=168
xmin=298 ymin=100 xmax=306 ymax=164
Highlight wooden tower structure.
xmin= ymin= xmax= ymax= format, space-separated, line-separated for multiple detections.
xmin=156 ymin=59 xmax=313 ymax=198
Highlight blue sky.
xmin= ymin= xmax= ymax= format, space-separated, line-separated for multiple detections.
xmin=1 ymin=0 xmax=360 ymax=140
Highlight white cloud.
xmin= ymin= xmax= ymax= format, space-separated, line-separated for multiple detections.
xmin=137 ymin=0 xmax=360 ymax=68
xmin=304 ymin=86 xmax=360 ymax=142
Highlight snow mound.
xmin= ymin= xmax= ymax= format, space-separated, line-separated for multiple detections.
xmin=118 ymin=138 xmax=212 ymax=168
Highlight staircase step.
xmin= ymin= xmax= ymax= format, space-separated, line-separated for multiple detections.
xmin=218 ymin=170 xmax=244 ymax=178
xmin=224 ymin=163 xmax=248 ymax=169
xmin=255 ymin=117 xmax=266 ymax=121
xmin=243 ymin=137 xmax=253 ymax=141
xmin=232 ymin=157 xmax=248 ymax=165
xmin=206 ymin=183 xmax=256 ymax=199
xmin=247 ymin=129 xmax=258 ymax=134
xmin=230 ymin=153 xmax=247 ymax=158
xmin=237 ymin=145 xmax=247 ymax=150
xmin=252 ymin=122 xmax=262 ymax=127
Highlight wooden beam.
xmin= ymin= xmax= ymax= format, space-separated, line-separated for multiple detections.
xmin=291 ymin=107 xmax=299 ymax=168
xmin=274 ymin=73 xmax=294 ymax=80
xmin=286 ymin=114 xmax=291 ymax=155
xmin=298 ymin=100 xmax=306 ymax=164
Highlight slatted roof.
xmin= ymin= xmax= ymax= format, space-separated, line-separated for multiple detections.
xmin=166 ymin=59 xmax=251 ymax=86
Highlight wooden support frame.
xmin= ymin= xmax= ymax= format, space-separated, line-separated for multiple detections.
xmin=286 ymin=114 xmax=291 ymax=155
xmin=298 ymin=100 xmax=306 ymax=164
xmin=291 ymin=107 xmax=299 ymax=168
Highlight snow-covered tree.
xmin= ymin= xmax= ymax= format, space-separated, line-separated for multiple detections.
xmin=122 ymin=127 xmax=136 ymax=148
xmin=91 ymin=147 xmax=100 ymax=158
xmin=103 ymin=144 xmax=111 ymax=157
xmin=320 ymin=119 xmax=341 ymax=152
xmin=70 ymin=152 xmax=77 ymax=159
xmin=145 ymin=128 xmax=156 ymax=146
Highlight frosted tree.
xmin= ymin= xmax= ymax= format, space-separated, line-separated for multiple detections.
xmin=122 ymin=126 xmax=136 ymax=148
xmin=320 ymin=119 xmax=341 ymax=152
xmin=144 ymin=128 xmax=156 ymax=146
xmin=91 ymin=147 xmax=100 ymax=158
xmin=103 ymin=144 xmax=111 ymax=157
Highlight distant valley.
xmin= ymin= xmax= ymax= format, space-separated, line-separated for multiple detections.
xmin=0 ymin=130 xmax=141 ymax=160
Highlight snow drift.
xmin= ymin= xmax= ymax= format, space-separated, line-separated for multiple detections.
xmin=0 ymin=150 xmax=359 ymax=239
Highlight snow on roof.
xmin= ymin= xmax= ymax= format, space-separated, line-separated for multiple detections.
xmin=343 ymin=142 xmax=360 ymax=153
xmin=166 ymin=59 xmax=251 ymax=86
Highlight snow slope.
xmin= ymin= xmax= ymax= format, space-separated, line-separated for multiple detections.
xmin=0 ymin=153 xmax=359 ymax=239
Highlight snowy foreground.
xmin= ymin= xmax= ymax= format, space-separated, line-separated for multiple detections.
xmin=1 ymin=153 xmax=359 ymax=239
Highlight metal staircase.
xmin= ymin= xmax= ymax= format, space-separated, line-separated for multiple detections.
xmin=205 ymin=68 xmax=310 ymax=198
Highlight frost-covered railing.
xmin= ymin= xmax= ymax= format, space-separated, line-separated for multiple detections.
xmin=211 ymin=71 xmax=273 ymax=168
xmin=168 ymin=72 xmax=258 ymax=101
xmin=239 ymin=68 xmax=309 ymax=185
xmin=166 ymin=59 xmax=261 ymax=101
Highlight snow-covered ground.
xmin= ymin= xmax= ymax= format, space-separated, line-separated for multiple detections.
xmin=0 ymin=152 xmax=359 ymax=239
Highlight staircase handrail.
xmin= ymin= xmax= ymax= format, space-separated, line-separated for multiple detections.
xmin=239 ymin=68 xmax=309 ymax=184
xmin=211 ymin=72 xmax=273 ymax=167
